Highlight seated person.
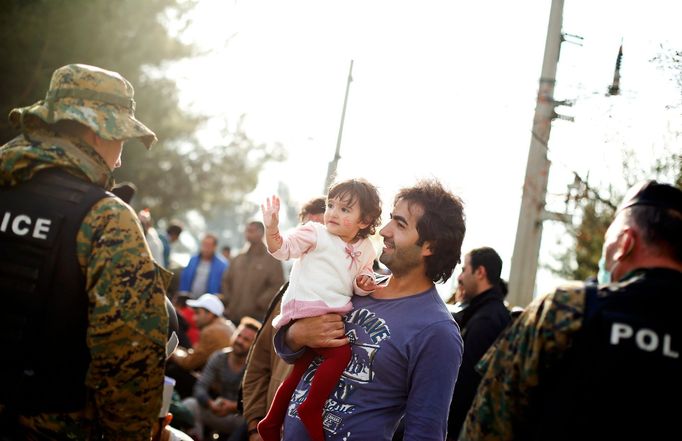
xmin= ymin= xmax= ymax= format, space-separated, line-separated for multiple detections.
xmin=174 ymin=293 xmax=200 ymax=347
xmin=166 ymin=294 xmax=235 ymax=397
xmin=182 ymin=318 xmax=260 ymax=440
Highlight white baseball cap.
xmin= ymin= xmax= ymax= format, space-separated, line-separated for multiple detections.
xmin=186 ymin=293 xmax=224 ymax=317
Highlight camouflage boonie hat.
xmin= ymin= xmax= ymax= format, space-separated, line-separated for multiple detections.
xmin=9 ymin=63 xmax=157 ymax=148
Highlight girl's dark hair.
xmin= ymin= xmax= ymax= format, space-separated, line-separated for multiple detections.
xmin=299 ymin=196 xmax=326 ymax=222
xmin=327 ymin=178 xmax=382 ymax=239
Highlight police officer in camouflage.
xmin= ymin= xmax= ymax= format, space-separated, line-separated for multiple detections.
xmin=460 ymin=180 xmax=682 ymax=441
xmin=0 ymin=64 xmax=170 ymax=439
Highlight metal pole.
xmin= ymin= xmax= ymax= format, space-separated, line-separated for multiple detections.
xmin=324 ymin=60 xmax=354 ymax=194
xmin=507 ymin=0 xmax=564 ymax=307
xmin=608 ymin=43 xmax=623 ymax=96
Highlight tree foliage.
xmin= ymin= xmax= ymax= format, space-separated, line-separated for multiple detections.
xmin=552 ymin=152 xmax=682 ymax=282
xmin=0 ymin=0 xmax=284 ymax=222
xmin=551 ymin=43 xmax=682 ymax=281
xmin=552 ymin=158 xmax=681 ymax=281
xmin=549 ymin=179 xmax=616 ymax=281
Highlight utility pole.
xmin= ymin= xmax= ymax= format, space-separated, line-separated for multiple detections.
xmin=608 ymin=42 xmax=623 ymax=96
xmin=323 ymin=60 xmax=354 ymax=194
xmin=507 ymin=0 xmax=566 ymax=307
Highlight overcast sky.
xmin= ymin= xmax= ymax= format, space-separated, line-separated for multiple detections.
xmin=169 ymin=0 xmax=682 ymax=298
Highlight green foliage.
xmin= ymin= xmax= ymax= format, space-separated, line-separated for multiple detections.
xmin=0 ymin=0 xmax=195 ymax=141
xmin=117 ymin=115 xmax=285 ymax=221
xmin=571 ymin=200 xmax=614 ymax=280
xmin=550 ymin=195 xmax=615 ymax=281
xmin=552 ymin=159 xmax=682 ymax=281
xmin=0 ymin=0 xmax=284 ymax=222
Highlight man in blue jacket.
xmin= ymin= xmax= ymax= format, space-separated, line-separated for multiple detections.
xmin=179 ymin=233 xmax=228 ymax=298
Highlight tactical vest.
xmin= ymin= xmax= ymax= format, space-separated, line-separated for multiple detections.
xmin=0 ymin=168 xmax=108 ymax=414
xmin=532 ymin=271 xmax=681 ymax=440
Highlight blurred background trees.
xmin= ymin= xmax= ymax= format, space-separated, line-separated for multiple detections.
xmin=1 ymin=1 xmax=679 ymax=267
xmin=550 ymin=42 xmax=681 ymax=282
xmin=0 ymin=0 xmax=284 ymax=228
xmin=551 ymin=154 xmax=680 ymax=282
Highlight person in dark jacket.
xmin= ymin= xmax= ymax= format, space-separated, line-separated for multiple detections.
xmin=460 ymin=181 xmax=682 ymax=441
xmin=447 ymin=247 xmax=510 ymax=440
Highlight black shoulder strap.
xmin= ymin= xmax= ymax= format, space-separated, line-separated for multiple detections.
xmin=583 ymin=282 xmax=601 ymax=322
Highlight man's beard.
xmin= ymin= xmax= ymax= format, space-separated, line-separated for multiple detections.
xmin=380 ymin=242 xmax=422 ymax=277
xmin=232 ymin=343 xmax=248 ymax=357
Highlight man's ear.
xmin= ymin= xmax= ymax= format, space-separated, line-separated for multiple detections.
xmin=474 ymin=265 xmax=487 ymax=282
xmin=421 ymin=241 xmax=434 ymax=257
xmin=614 ymin=228 xmax=636 ymax=262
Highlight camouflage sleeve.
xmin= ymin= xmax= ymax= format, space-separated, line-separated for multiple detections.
xmin=77 ymin=196 xmax=170 ymax=439
xmin=458 ymin=283 xmax=586 ymax=441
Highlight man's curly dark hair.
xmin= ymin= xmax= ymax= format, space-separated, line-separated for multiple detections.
xmin=394 ymin=179 xmax=466 ymax=283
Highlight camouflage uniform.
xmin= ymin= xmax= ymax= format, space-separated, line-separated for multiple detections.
xmin=0 ymin=64 xmax=169 ymax=439
xmin=459 ymin=282 xmax=585 ymax=441
xmin=461 ymin=181 xmax=682 ymax=441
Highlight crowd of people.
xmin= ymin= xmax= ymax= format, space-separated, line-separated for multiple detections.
xmin=1 ymin=63 xmax=680 ymax=441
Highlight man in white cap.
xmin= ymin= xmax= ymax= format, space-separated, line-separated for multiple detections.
xmin=168 ymin=294 xmax=236 ymax=397
xmin=0 ymin=64 xmax=169 ymax=439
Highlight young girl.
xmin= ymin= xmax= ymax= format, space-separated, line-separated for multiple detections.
xmin=257 ymin=178 xmax=383 ymax=441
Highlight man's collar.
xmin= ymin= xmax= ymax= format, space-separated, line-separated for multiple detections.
xmin=468 ymin=286 xmax=504 ymax=307
xmin=620 ymin=267 xmax=682 ymax=282
xmin=247 ymin=241 xmax=267 ymax=254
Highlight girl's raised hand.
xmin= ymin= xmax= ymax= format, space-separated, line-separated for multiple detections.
xmin=261 ymin=195 xmax=281 ymax=229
